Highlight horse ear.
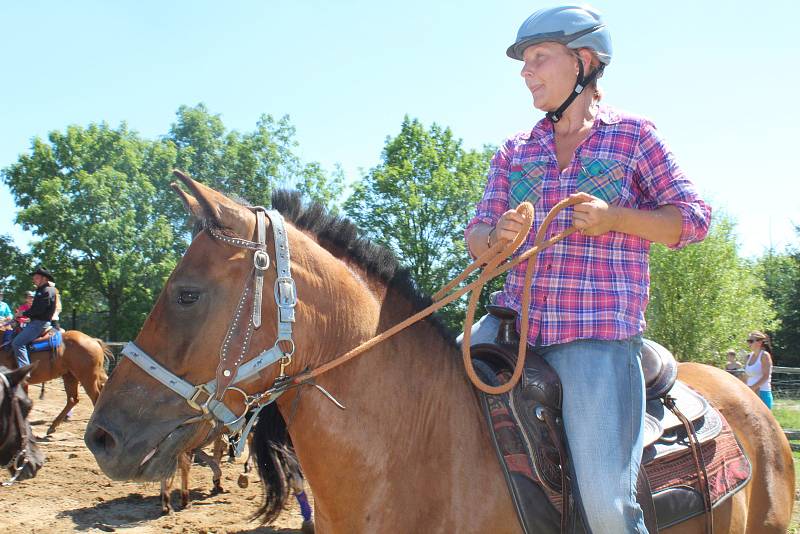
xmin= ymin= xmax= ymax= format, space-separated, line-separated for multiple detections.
xmin=170 ymin=182 xmax=203 ymax=219
xmin=172 ymin=170 xmax=254 ymax=236
xmin=5 ymin=362 xmax=36 ymax=389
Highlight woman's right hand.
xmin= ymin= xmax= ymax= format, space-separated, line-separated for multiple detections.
xmin=493 ymin=209 xmax=530 ymax=244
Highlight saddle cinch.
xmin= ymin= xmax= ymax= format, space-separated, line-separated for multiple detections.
xmin=472 ymin=305 xmax=751 ymax=534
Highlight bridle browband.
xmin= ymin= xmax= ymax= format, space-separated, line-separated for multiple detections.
xmin=121 ymin=207 xmax=303 ymax=455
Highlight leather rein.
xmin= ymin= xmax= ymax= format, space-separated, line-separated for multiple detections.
xmin=120 ymin=196 xmax=581 ymax=452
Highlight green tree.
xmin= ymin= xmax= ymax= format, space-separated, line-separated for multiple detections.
xmin=2 ymin=123 xmax=179 ymax=340
xmin=0 ymin=235 xmax=33 ymax=304
xmin=168 ymin=104 xmax=342 ymax=216
xmin=646 ymin=214 xmax=777 ymax=364
xmin=344 ymin=116 xmax=494 ymax=329
xmin=757 ymin=231 xmax=800 ymax=365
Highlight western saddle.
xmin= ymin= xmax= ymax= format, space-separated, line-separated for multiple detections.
xmin=472 ymin=304 xmax=718 ymax=534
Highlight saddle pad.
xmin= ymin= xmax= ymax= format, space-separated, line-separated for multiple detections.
xmin=484 ymin=371 xmax=750 ymax=531
xmin=29 ymin=330 xmax=62 ymax=353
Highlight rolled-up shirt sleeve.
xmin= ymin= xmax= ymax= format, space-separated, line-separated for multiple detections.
xmin=634 ymin=122 xmax=711 ymax=249
xmin=465 ymin=140 xmax=515 ymax=257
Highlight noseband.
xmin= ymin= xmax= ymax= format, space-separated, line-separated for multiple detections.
xmin=121 ymin=207 xmax=300 ymax=454
xmin=0 ymin=372 xmax=31 ymax=486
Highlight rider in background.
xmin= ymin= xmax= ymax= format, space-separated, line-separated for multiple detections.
xmin=11 ymin=267 xmax=57 ymax=369
xmin=48 ymin=280 xmax=63 ymax=331
xmin=15 ymin=291 xmax=35 ymax=327
xmin=465 ymin=6 xmax=710 ymax=532
xmin=0 ymin=290 xmax=12 ymax=324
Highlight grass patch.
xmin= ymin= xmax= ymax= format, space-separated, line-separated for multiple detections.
xmin=774 ymin=398 xmax=800 ymax=532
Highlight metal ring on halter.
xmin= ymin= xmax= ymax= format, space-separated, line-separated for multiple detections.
xmin=253 ymin=250 xmax=270 ymax=271
xmin=276 ymin=338 xmax=295 ymax=357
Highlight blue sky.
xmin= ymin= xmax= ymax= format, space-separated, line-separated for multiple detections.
xmin=1 ymin=1 xmax=797 ymax=258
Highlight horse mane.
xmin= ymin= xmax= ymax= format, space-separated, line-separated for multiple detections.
xmin=194 ymin=189 xmax=457 ymax=343
xmin=269 ymin=190 xmax=457 ymax=343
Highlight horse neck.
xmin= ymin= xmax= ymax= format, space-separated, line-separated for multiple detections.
xmin=281 ymin=249 xmax=508 ymax=528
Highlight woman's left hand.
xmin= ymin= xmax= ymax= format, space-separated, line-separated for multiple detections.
xmin=570 ymin=192 xmax=620 ymax=236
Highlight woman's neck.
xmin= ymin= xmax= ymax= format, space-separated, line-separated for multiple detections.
xmin=552 ymin=91 xmax=599 ymax=136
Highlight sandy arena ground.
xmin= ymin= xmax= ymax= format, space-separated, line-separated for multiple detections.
xmin=0 ymin=378 xmax=307 ymax=533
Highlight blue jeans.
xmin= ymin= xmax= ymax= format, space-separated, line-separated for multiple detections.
xmin=11 ymin=319 xmax=50 ymax=368
xmin=461 ymin=315 xmax=648 ymax=533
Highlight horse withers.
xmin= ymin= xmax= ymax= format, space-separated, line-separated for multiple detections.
xmin=1 ymin=330 xmax=109 ymax=435
xmin=85 ymin=173 xmax=794 ymax=533
xmin=1 ymin=365 xmax=44 ymax=484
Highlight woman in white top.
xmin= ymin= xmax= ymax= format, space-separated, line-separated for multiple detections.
xmin=744 ymin=331 xmax=773 ymax=409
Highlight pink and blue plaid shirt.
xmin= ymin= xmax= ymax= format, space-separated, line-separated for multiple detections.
xmin=467 ymin=106 xmax=711 ymax=346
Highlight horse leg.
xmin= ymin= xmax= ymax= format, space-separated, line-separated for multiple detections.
xmin=160 ymin=478 xmax=173 ymax=514
xmin=237 ymin=434 xmax=254 ymax=489
xmin=179 ymin=451 xmax=191 ymax=509
xmin=47 ymin=373 xmax=79 ymax=435
xmin=291 ymin=478 xmax=314 ymax=533
xmin=210 ymin=435 xmax=225 ymax=494
xmin=39 ymin=381 xmax=46 ymax=399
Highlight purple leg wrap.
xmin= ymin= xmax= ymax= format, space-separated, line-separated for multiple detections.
xmin=295 ymin=490 xmax=312 ymax=521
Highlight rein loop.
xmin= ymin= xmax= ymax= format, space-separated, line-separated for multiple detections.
xmin=293 ymin=195 xmax=584 ymax=394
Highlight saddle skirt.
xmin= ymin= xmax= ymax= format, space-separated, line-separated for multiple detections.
xmin=1 ymin=327 xmax=62 ymax=354
xmin=472 ymin=331 xmax=750 ymax=533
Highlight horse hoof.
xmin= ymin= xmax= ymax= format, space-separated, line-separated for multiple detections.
xmin=46 ymin=427 xmax=56 ymax=436
xmin=301 ymin=520 xmax=315 ymax=534
xmin=237 ymin=474 xmax=249 ymax=489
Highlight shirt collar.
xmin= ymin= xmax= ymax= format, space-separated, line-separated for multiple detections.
xmin=523 ymin=104 xmax=621 ymax=140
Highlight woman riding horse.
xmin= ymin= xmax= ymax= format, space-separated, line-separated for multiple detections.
xmin=464 ymin=6 xmax=711 ymax=532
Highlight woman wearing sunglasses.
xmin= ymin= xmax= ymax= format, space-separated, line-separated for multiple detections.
xmin=744 ymin=331 xmax=774 ymax=408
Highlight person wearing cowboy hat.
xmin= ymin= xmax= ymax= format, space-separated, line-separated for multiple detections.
xmin=10 ymin=266 xmax=57 ymax=369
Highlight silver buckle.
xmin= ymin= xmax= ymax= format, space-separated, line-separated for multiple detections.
xmin=187 ymin=384 xmax=212 ymax=413
xmin=253 ymin=250 xmax=270 ymax=271
xmin=274 ymin=277 xmax=297 ymax=307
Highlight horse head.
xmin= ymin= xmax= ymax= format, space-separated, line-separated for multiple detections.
xmin=0 ymin=364 xmax=44 ymax=483
xmin=84 ymin=172 xmax=336 ymax=481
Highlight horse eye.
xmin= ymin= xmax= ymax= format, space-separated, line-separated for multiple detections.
xmin=177 ymin=290 xmax=200 ymax=305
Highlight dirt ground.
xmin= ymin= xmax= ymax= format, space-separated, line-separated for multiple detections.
xmin=0 ymin=379 xmax=307 ymax=533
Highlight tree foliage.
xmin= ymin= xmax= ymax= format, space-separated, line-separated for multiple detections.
xmin=757 ymin=229 xmax=800 ymax=365
xmin=646 ymin=214 xmax=777 ymax=364
xmin=0 ymin=235 xmax=33 ymax=305
xmin=3 ymin=123 xmax=178 ymax=340
xmin=344 ymin=116 xmax=495 ymax=330
xmin=2 ymin=105 xmax=342 ymax=340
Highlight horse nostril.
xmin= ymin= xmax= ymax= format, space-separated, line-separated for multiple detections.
xmin=88 ymin=424 xmax=118 ymax=454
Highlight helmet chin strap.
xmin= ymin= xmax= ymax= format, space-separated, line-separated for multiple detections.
xmin=546 ymin=59 xmax=604 ymax=123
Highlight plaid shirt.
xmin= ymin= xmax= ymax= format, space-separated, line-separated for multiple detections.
xmin=467 ymin=106 xmax=711 ymax=346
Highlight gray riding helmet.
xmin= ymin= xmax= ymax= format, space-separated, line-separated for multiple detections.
xmin=506 ymin=5 xmax=612 ymax=64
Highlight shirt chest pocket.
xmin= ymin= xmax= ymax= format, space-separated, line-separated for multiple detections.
xmin=576 ymin=158 xmax=626 ymax=205
xmin=508 ymin=160 xmax=548 ymax=208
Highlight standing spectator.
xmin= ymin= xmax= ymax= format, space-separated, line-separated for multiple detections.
xmin=11 ymin=267 xmax=57 ymax=369
xmin=725 ymin=349 xmax=742 ymax=371
xmin=744 ymin=331 xmax=773 ymax=409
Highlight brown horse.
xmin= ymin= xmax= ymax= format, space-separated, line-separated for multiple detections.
xmin=1 ymin=364 xmax=45 ymax=483
xmin=2 ymin=330 xmax=110 ymax=435
xmin=85 ymin=176 xmax=794 ymax=533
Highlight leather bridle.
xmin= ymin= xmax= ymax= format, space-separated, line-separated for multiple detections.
xmin=120 ymin=207 xmax=301 ymax=455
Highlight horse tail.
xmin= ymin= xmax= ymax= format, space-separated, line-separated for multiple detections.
xmin=94 ymin=339 xmax=113 ymax=381
xmin=251 ymin=403 xmax=295 ymax=524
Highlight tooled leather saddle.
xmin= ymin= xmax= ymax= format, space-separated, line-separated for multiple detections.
xmin=472 ymin=304 xmax=726 ymax=534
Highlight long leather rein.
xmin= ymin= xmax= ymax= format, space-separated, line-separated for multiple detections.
xmin=120 ymin=195 xmax=582 ymax=450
